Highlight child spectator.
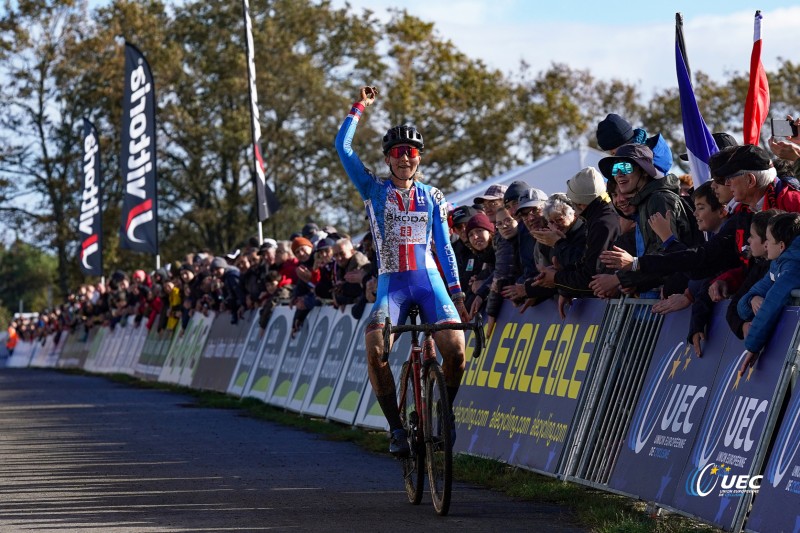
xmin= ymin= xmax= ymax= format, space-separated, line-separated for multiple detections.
xmin=737 ymin=213 xmax=800 ymax=375
xmin=725 ymin=210 xmax=778 ymax=340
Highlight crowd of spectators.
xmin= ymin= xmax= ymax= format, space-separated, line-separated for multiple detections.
xmin=9 ymin=115 xmax=800 ymax=378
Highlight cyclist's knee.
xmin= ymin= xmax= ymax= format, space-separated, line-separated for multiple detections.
xmin=365 ymin=328 xmax=386 ymax=366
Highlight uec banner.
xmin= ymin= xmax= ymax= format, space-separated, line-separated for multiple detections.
xmin=608 ymin=304 xmax=728 ymax=503
xmin=670 ymin=307 xmax=799 ymax=529
xmin=453 ymin=298 xmax=604 ymax=474
xmin=743 ymin=354 xmax=800 ymax=533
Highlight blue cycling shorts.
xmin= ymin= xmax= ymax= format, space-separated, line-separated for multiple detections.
xmin=368 ymin=269 xmax=460 ymax=329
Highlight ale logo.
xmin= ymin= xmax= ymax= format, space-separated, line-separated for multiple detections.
xmin=686 ymin=462 xmax=762 ymax=497
xmin=628 ymin=342 xmax=706 ymax=453
xmin=764 ymin=391 xmax=800 ymax=488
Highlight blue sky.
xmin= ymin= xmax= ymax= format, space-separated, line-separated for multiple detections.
xmin=334 ymin=1 xmax=800 ymax=94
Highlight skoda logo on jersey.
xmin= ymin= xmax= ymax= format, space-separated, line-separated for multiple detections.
xmin=690 ymin=350 xmax=769 ymax=469
xmin=390 ymin=213 xmax=428 ymax=223
xmin=764 ymin=391 xmax=800 ymax=488
xmin=627 ymin=343 xmax=707 ymax=454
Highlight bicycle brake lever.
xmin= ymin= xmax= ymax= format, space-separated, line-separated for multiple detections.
xmin=381 ymin=317 xmax=392 ymax=362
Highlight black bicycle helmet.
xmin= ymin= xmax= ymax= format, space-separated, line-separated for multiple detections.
xmin=382 ymin=123 xmax=424 ymax=154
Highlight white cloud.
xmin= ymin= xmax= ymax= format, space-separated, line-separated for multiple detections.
xmin=335 ymin=1 xmax=800 ymax=95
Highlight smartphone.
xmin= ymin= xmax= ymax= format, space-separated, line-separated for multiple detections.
xmin=771 ymin=118 xmax=798 ymax=138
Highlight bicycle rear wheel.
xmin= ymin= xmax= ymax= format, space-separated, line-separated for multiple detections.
xmin=425 ymin=363 xmax=453 ymax=515
xmin=398 ymin=361 xmax=424 ymax=504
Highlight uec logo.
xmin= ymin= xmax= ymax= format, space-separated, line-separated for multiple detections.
xmin=686 ymin=462 xmax=762 ymax=497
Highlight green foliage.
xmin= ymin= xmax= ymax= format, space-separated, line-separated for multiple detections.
xmin=0 ymin=240 xmax=58 ymax=312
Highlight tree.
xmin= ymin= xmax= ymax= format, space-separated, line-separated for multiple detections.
xmin=0 ymin=240 xmax=58 ymax=313
xmin=377 ymin=11 xmax=518 ymax=193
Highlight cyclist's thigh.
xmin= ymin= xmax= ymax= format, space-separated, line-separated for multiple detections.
xmin=411 ymin=269 xmax=460 ymax=325
xmin=367 ymin=273 xmax=413 ymax=330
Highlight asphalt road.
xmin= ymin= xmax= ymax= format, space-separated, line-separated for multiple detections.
xmin=0 ymin=368 xmax=587 ymax=532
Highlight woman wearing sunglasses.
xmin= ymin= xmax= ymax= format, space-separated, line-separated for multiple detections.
xmin=335 ymin=85 xmax=469 ymax=456
xmin=589 ymin=143 xmax=701 ymax=298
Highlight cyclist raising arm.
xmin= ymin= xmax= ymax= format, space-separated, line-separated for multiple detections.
xmin=335 ymin=85 xmax=469 ymax=456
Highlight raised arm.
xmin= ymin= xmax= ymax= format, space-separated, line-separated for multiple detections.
xmin=335 ymin=86 xmax=379 ymax=199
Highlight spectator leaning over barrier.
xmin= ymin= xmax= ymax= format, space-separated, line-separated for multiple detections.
xmin=590 ymin=143 xmax=700 ymax=298
xmin=331 ymin=237 xmax=371 ymax=309
xmin=311 ymin=238 xmax=336 ymax=302
xmin=534 ymin=167 xmax=620 ymax=318
xmin=291 ymin=236 xmax=317 ymax=312
xmin=258 ymin=270 xmax=292 ymax=334
xmin=273 ymin=241 xmax=299 ymax=287
xmin=536 ymin=193 xmax=587 ymax=271
xmin=500 ymin=188 xmax=550 ymax=307
xmin=450 ymin=205 xmax=483 ymax=310
xmin=211 ymin=256 xmax=244 ymax=324
xmin=736 ymin=212 xmax=800 ymax=375
xmin=726 ymin=209 xmax=778 ymax=341
xmin=465 ymin=211 xmax=496 ymax=319
xmin=718 ymin=145 xmax=800 ymax=212
xmin=484 ymin=206 xmax=522 ymax=336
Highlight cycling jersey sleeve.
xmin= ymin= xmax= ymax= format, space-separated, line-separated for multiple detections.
xmin=429 ymin=187 xmax=462 ymax=296
xmin=335 ymin=102 xmax=378 ymax=200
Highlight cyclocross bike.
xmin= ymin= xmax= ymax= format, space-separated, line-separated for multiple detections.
xmin=382 ymin=306 xmax=485 ymax=515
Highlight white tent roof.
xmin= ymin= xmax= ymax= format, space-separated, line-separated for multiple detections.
xmin=444 ymin=146 xmax=607 ymax=207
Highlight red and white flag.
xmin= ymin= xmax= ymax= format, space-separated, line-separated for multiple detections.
xmin=743 ymin=10 xmax=770 ymax=145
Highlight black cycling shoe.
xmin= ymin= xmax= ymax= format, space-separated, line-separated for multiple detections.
xmin=390 ymin=428 xmax=410 ymax=457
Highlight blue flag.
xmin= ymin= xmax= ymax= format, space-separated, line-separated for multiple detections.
xmin=675 ymin=14 xmax=717 ymax=185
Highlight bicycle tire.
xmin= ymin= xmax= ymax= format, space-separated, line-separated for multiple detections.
xmin=425 ymin=363 xmax=453 ymax=515
xmin=398 ymin=361 xmax=424 ymax=504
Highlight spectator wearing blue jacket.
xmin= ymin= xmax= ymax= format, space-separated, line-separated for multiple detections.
xmin=737 ymin=213 xmax=800 ymax=375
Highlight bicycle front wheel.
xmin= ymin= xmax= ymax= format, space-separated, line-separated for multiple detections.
xmin=399 ymin=361 xmax=424 ymax=505
xmin=425 ymin=363 xmax=453 ymax=515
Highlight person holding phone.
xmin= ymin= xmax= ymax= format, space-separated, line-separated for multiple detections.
xmin=769 ymin=115 xmax=800 ymax=180
xmin=335 ymin=86 xmax=469 ymax=456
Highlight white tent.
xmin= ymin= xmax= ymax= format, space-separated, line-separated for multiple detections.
xmin=444 ymin=146 xmax=607 ymax=207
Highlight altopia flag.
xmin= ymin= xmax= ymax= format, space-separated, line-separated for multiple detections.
xmin=120 ymin=42 xmax=158 ymax=254
xmin=675 ymin=13 xmax=717 ymax=185
xmin=743 ymin=11 xmax=770 ymax=145
xmin=79 ymin=118 xmax=103 ymax=276
xmin=242 ymin=0 xmax=280 ymax=220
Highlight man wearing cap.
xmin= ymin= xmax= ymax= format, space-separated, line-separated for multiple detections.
xmin=716 ymin=145 xmax=800 ymax=212
xmin=533 ymin=168 xmax=620 ymax=316
xmin=336 ymin=86 xmax=469 ymax=456
xmin=501 ymin=189 xmax=547 ymax=297
xmin=211 ymin=256 xmax=245 ymax=324
xmin=474 ymin=184 xmax=508 ymax=220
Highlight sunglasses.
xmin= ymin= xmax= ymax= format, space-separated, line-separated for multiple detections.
xmin=388 ymin=145 xmax=420 ymax=159
xmin=611 ymin=161 xmax=634 ymax=177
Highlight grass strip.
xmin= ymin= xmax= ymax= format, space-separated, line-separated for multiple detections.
xmin=86 ymin=371 xmax=720 ymax=533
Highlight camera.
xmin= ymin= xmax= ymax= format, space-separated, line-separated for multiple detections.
xmin=770 ymin=118 xmax=798 ymax=138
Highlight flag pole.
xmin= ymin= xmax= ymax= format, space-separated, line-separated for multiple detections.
xmin=242 ymin=0 xmax=270 ymax=242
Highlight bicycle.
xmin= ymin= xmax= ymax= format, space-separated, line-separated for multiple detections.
xmin=382 ymin=306 xmax=485 ymax=516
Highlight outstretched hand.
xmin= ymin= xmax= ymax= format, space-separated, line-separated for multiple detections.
xmin=359 ymin=85 xmax=379 ymax=107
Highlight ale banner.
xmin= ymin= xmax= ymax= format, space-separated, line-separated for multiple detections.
xmin=79 ymin=118 xmax=103 ymax=276
xmin=120 ymin=42 xmax=158 ymax=254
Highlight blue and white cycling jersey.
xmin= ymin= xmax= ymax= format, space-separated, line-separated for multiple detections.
xmin=335 ymin=102 xmax=462 ymax=327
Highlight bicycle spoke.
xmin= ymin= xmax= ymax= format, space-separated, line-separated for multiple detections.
xmin=398 ymin=361 xmax=424 ymax=504
xmin=425 ymin=363 xmax=453 ymax=516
